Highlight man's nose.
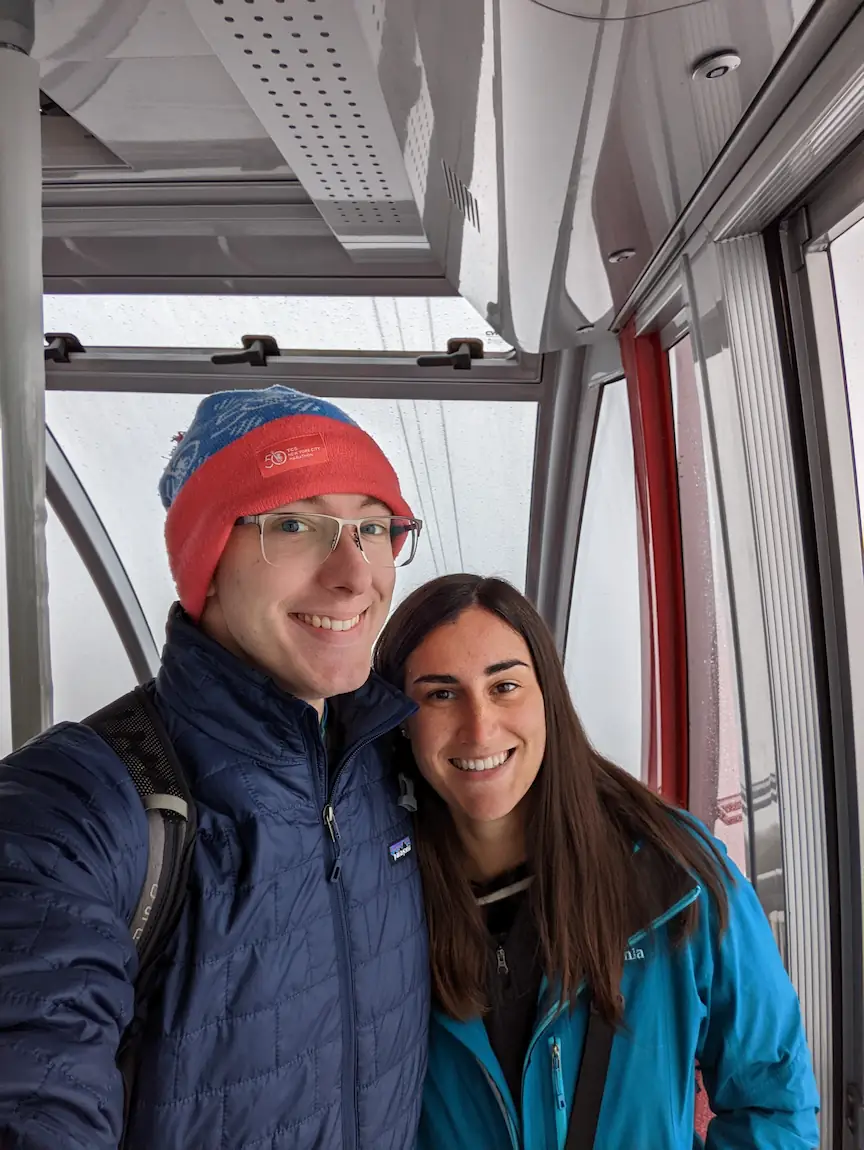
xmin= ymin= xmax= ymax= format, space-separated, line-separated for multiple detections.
xmin=318 ymin=525 xmax=374 ymax=594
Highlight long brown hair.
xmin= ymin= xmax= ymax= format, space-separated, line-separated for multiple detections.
xmin=374 ymin=574 xmax=731 ymax=1024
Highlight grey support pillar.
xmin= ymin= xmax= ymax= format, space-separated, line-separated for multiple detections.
xmin=0 ymin=0 xmax=52 ymax=749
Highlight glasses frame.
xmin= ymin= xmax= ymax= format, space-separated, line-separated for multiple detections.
xmin=234 ymin=511 xmax=423 ymax=569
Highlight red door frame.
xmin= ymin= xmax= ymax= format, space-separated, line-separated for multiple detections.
xmin=618 ymin=320 xmax=689 ymax=808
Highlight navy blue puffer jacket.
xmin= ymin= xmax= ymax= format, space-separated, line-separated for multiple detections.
xmin=0 ymin=610 xmax=429 ymax=1150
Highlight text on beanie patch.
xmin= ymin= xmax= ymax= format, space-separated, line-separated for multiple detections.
xmin=257 ymin=434 xmax=329 ymax=478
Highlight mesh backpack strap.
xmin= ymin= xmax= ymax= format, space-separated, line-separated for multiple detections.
xmin=84 ymin=683 xmax=197 ymax=1139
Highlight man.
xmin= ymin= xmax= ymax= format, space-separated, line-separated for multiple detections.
xmin=0 ymin=386 xmax=430 ymax=1149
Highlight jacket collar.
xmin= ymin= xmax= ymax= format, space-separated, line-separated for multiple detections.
xmin=155 ymin=604 xmax=415 ymax=763
xmin=433 ymin=841 xmax=702 ymax=1034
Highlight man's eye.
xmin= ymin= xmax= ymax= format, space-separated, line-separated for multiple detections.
xmin=277 ymin=518 xmax=311 ymax=534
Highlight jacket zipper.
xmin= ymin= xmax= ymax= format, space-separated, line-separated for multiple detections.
xmin=314 ymin=709 xmax=413 ymax=1150
xmin=323 ymin=801 xmax=342 ymax=882
xmin=549 ymin=1037 xmax=568 ymax=1147
xmin=517 ymin=883 xmax=704 ymax=1130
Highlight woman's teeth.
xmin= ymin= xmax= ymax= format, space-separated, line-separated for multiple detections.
xmin=297 ymin=613 xmax=362 ymax=632
xmin=451 ymin=750 xmax=512 ymax=772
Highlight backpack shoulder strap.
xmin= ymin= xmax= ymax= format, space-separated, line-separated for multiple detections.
xmin=564 ymin=1002 xmax=615 ymax=1150
xmin=85 ymin=683 xmax=196 ymax=966
xmin=84 ymin=683 xmax=197 ymax=1133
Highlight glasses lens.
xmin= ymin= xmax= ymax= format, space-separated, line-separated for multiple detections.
xmin=385 ymin=517 xmax=421 ymax=569
xmin=260 ymin=514 xmax=337 ymax=566
xmin=336 ymin=517 xmax=422 ymax=568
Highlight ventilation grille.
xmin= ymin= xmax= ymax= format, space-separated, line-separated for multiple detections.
xmin=403 ymin=75 xmax=434 ymax=213
xmin=442 ymin=160 xmax=480 ymax=231
xmin=187 ymin=0 xmax=428 ymax=249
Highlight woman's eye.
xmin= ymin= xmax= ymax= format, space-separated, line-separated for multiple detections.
xmin=494 ymin=681 xmax=518 ymax=695
xmin=277 ymin=518 xmax=309 ymax=534
xmin=360 ymin=521 xmax=388 ymax=537
xmin=426 ymin=689 xmax=455 ymax=702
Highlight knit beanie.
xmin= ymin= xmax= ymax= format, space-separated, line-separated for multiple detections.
xmin=159 ymin=385 xmax=413 ymax=620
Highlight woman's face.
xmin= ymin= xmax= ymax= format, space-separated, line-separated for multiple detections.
xmin=403 ymin=606 xmax=547 ymax=829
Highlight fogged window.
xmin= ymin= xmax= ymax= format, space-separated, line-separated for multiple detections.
xmin=669 ymin=334 xmax=748 ymax=876
xmin=42 ymin=294 xmax=511 ymax=353
xmin=564 ymin=379 xmax=643 ymax=778
xmin=45 ymin=393 xmax=538 ymax=635
xmin=46 ymin=503 xmax=136 ymax=722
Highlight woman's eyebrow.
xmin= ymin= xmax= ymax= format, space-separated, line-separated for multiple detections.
xmin=412 ymin=660 xmax=528 ymax=686
xmin=485 ymin=660 xmax=529 ymax=675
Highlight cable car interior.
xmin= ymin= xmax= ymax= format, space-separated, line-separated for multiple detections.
xmin=0 ymin=0 xmax=863 ymax=1145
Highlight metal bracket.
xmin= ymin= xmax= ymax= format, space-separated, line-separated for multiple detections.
xmin=782 ymin=206 xmax=814 ymax=272
xmin=416 ymin=337 xmax=485 ymax=370
xmin=44 ymin=332 xmax=87 ymax=363
xmin=211 ymin=334 xmax=282 ymax=367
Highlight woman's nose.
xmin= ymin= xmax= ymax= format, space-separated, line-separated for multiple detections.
xmin=459 ymin=698 xmax=499 ymax=746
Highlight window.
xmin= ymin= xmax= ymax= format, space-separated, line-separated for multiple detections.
xmin=45 ymin=502 xmax=136 ymax=722
xmin=669 ymin=334 xmax=747 ymax=875
xmin=42 ymin=294 xmax=512 ymax=353
xmin=828 ymin=217 xmax=864 ymax=555
xmin=45 ymin=392 xmax=538 ymax=635
xmin=564 ymin=379 xmax=643 ymax=777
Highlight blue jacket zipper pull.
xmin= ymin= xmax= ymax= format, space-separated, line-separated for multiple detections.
xmin=323 ymin=802 xmax=341 ymax=883
xmin=550 ymin=1037 xmax=568 ymax=1145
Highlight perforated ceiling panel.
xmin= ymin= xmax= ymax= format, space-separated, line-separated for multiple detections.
xmin=185 ymin=0 xmax=429 ymax=259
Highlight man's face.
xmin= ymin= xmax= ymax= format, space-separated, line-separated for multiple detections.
xmin=201 ymin=493 xmax=397 ymax=710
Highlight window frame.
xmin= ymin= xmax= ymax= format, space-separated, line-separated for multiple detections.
xmin=562 ymin=373 xmax=645 ymax=780
xmin=778 ymin=145 xmax=864 ymax=1144
xmin=43 ymin=350 xmax=550 ymax=700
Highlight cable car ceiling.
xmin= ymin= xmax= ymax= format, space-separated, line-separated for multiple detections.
xmin=36 ymin=0 xmax=818 ymax=353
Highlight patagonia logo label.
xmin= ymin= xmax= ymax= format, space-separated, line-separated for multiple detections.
xmin=257 ymin=433 xmax=329 ymax=478
xmin=624 ymin=947 xmax=645 ymax=962
xmin=389 ymin=835 xmax=412 ymax=864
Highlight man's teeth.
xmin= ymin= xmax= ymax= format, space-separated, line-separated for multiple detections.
xmin=297 ymin=613 xmax=362 ymax=632
xmin=452 ymin=751 xmax=511 ymax=772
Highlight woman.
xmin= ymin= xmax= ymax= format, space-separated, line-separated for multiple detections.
xmin=374 ymin=574 xmax=819 ymax=1149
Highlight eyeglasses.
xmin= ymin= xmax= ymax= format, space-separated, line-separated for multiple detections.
xmin=234 ymin=512 xmax=423 ymax=569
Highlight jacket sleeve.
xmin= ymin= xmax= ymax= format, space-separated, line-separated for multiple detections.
xmin=696 ymin=843 xmax=820 ymax=1149
xmin=0 ymin=724 xmax=148 ymax=1150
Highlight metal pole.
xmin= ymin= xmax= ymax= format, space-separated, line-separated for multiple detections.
xmin=0 ymin=0 xmax=53 ymax=747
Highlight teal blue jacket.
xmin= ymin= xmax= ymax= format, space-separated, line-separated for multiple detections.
xmin=418 ymin=840 xmax=819 ymax=1149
